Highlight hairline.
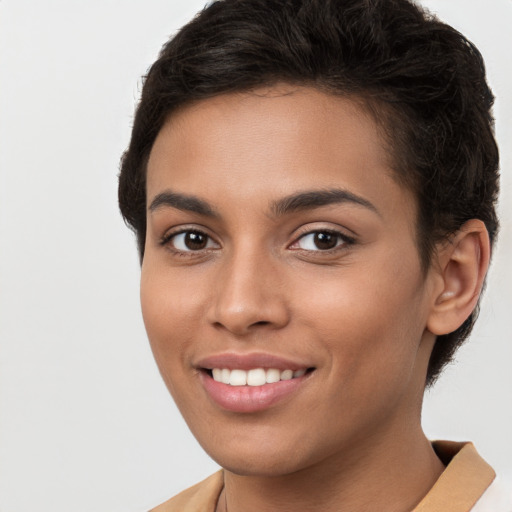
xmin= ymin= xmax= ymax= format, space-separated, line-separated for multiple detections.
xmin=140 ymin=82 xmax=431 ymax=272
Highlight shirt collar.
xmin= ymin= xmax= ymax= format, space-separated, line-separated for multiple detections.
xmin=412 ymin=441 xmax=495 ymax=512
xmin=151 ymin=441 xmax=495 ymax=511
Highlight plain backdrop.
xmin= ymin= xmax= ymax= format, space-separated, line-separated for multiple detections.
xmin=0 ymin=1 xmax=511 ymax=511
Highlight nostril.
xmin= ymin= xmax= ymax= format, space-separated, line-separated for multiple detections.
xmin=207 ymin=296 xmax=290 ymax=334
xmin=252 ymin=320 xmax=271 ymax=327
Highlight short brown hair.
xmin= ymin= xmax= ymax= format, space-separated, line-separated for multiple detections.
xmin=119 ymin=0 xmax=499 ymax=385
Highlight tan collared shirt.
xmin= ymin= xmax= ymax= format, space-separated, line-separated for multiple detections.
xmin=150 ymin=441 xmax=503 ymax=512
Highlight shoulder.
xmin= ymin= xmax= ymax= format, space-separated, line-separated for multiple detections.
xmin=149 ymin=471 xmax=224 ymax=512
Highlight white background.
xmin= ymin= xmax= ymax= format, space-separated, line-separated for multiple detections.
xmin=0 ymin=1 xmax=510 ymax=511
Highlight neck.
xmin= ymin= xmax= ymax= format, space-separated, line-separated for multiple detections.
xmin=218 ymin=425 xmax=444 ymax=512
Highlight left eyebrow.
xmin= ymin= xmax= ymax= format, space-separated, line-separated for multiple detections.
xmin=270 ymin=188 xmax=381 ymax=217
xmin=148 ymin=190 xmax=218 ymax=218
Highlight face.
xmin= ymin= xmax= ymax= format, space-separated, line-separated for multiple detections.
xmin=141 ymin=85 xmax=438 ymax=477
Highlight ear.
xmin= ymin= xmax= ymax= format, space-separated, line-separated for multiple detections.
xmin=427 ymin=219 xmax=491 ymax=336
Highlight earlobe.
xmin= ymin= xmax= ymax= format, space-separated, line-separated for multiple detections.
xmin=427 ymin=220 xmax=491 ymax=336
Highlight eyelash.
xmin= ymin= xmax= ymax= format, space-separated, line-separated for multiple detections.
xmin=160 ymin=227 xmax=356 ymax=256
xmin=160 ymin=228 xmax=220 ymax=256
xmin=290 ymin=229 xmax=356 ymax=253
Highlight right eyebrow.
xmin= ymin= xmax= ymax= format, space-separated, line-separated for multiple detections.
xmin=270 ymin=188 xmax=381 ymax=218
xmin=148 ymin=191 xmax=218 ymax=218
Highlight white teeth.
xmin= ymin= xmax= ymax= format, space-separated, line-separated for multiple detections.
xmin=247 ymin=368 xmax=266 ymax=386
xmin=210 ymin=367 xmax=307 ymax=385
xmin=221 ymin=368 xmax=230 ymax=385
xmin=229 ymin=369 xmax=247 ymax=386
xmin=280 ymin=369 xmax=293 ymax=380
xmin=266 ymin=368 xmax=281 ymax=383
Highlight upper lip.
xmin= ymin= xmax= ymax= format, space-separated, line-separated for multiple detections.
xmin=195 ymin=352 xmax=313 ymax=371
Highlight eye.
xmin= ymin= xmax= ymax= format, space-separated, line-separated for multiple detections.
xmin=163 ymin=230 xmax=219 ymax=252
xmin=291 ymin=230 xmax=353 ymax=251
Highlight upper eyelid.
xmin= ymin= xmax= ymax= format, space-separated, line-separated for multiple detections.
xmin=161 ymin=225 xmax=215 ymax=239
xmin=159 ymin=224 xmax=356 ymax=247
xmin=291 ymin=230 xmax=354 ymax=246
xmin=160 ymin=226 xmax=220 ymax=248
xmin=291 ymin=224 xmax=357 ymax=241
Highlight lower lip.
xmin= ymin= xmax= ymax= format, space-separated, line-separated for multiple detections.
xmin=200 ymin=372 xmax=309 ymax=413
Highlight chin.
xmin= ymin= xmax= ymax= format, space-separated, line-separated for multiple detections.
xmin=210 ymin=450 xmax=312 ymax=478
xmin=193 ymin=423 xmax=332 ymax=478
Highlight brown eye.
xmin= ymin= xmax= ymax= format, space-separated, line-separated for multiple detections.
xmin=292 ymin=230 xmax=353 ymax=252
xmin=184 ymin=232 xmax=208 ymax=250
xmin=167 ymin=230 xmax=219 ymax=252
xmin=313 ymin=232 xmax=338 ymax=250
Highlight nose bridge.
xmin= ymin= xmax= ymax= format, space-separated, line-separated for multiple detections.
xmin=208 ymin=239 xmax=288 ymax=334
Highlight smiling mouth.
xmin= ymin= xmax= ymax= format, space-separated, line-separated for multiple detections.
xmin=204 ymin=367 xmax=315 ymax=386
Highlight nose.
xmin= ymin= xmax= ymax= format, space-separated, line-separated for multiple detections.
xmin=206 ymin=247 xmax=290 ymax=336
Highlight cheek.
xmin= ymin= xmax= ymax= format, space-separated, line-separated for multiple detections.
xmin=140 ymin=264 xmax=204 ymax=379
xmin=292 ymin=254 xmax=426 ymax=383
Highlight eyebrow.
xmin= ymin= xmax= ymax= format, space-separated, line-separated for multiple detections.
xmin=270 ymin=188 xmax=380 ymax=217
xmin=148 ymin=191 xmax=218 ymax=217
xmin=148 ymin=188 xmax=380 ymax=219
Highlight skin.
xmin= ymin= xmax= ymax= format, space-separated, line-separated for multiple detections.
xmin=141 ymin=85 xmax=488 ymax=511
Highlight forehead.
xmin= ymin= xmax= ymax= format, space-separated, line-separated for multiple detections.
xmin=146 ymin=85 xmax=415 ymax=223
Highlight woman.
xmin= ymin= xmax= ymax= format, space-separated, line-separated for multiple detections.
xmin=118 ymin=0 xmax=507 ymax=510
